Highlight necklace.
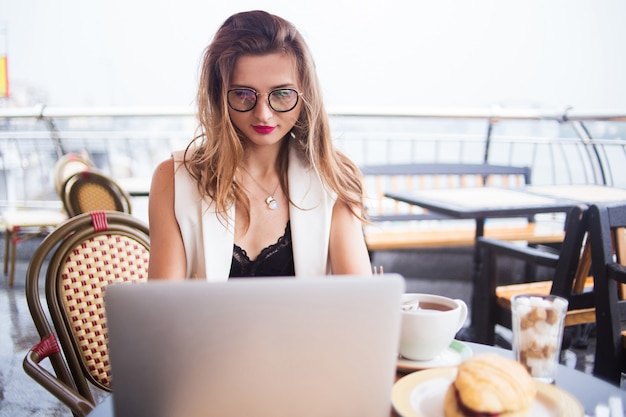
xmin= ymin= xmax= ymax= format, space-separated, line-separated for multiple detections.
xmin=241 ymin=168 xmax=280 ymax=210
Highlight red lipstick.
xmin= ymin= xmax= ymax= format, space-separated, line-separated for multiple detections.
xmin=253 ymin=125 xmax=276 ymax=134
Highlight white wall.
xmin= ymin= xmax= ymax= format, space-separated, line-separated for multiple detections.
xmin=2 ymin=0 xmax=625 ymax=110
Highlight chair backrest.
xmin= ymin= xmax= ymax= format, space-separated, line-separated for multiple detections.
xmin=62 ymin=170 xmax=133 ymax=217
xmin=53 ymin=152 xmax=96 ymax=198
xmin=477 ymin=205 xmax=592 ymax=345
xmin=548 ymin=205 xmax=593 ymax=305
xmin=589 ymin=201 xmax=626 ymax=386
xmin=496 ymin=204 xmax=591 ymax=300
xmin=25 ymin=211 xmax=150 ymax=403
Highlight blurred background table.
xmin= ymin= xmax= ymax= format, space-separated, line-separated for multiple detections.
xmin=385 ymin=185 xmax=626 ymax=344
xmin=385 ymin=186 xmax=577 ymax=341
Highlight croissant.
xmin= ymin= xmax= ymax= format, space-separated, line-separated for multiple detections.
xmin=444 ymin=353 xmax=536 ymax=417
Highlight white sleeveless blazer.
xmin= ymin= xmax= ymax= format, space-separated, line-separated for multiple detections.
xmin=173 ymin=145 xmax=336 ymax=280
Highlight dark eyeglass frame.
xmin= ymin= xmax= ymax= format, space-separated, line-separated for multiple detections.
xmin=227 ymin=88 xmax=302 ymax=113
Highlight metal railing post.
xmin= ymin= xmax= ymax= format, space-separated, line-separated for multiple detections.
xmin=483 ymin=119 xmax=494 ymax=164
xmin=37 ymin=106 xmax=65 ymax=158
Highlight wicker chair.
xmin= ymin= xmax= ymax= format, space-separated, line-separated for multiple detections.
xmin=53 ymin=152 xmax=97 ymax=198
xmin=23 ymin=211 xmax=150 ymax=417
xmin=61 ymin=170 xmax=133 ymax=217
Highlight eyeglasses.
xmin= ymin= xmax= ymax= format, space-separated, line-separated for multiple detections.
xmin=227 ymin=88 xmax=301 ymax=113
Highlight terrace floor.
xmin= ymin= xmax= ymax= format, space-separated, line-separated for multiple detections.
xmin=0 ymin=236 xmax=618 ymax=417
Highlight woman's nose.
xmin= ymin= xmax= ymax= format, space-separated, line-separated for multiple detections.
xmin=252 ymin=96 xmax=273 ymax=120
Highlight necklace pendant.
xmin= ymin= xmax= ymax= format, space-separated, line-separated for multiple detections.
xmin=265 ymin=196 xmax=279 ymax=210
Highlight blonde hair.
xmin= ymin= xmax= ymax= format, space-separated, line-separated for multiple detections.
xmin=186 ymin=10 xmax=364 ymax=224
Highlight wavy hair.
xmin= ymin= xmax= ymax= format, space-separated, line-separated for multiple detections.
xmin=186 ymin=10 xmax=365 ymax=225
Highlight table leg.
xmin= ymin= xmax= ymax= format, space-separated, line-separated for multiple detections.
xmin=469 ymin=218 xmax=492 ymax=344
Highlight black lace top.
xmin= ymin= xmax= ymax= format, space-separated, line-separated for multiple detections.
xmin=229 ymin=221 xmax=295 ymax=278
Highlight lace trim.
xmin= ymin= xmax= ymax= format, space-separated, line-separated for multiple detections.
xmin=231 ymin=221 xmax=293 ymax=277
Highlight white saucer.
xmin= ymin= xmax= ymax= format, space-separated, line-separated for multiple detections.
xmin=397 ymin=340 xmax=472 ymax=372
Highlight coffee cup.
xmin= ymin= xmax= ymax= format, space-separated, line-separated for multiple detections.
xmin=399 ymin=293 xmax=468 ymax=361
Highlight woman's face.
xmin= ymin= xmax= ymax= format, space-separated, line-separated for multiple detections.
xmin=228 ymin=53 xmax=301 ymax=148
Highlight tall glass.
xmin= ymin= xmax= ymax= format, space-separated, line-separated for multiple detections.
xmin=511 ymin=294 xmax=568 ymax=384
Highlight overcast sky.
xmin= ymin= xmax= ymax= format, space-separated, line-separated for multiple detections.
xmin=2 ymin=0 xmax=626 ymax=111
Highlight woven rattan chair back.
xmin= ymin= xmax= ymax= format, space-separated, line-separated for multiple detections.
xmin=23 ymin=211 xmax=149 ymax=416
xmin=62 ymin=170 xmax=132 ymax=217
xmin=53 ymin=152 xmax=96 ymax=198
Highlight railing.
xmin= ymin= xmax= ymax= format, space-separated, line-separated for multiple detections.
xmin=1 ymin=105 xmax=625 ymax=208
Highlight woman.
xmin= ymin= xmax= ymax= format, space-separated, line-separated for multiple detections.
xmin=148 ymin=10 xmax=372 ymax=280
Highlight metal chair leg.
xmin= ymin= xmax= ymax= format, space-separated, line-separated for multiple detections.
xmin=3 ymin=228 xmax=10 ymax=276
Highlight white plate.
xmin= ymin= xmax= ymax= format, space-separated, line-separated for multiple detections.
xmin=391 ymin=367 xmax=584 ymax=417
xmin=397 ymin=340 xmax=472 ymax=372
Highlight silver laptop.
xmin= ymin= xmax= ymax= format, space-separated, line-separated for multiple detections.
xmin=105 ymin=275 xmax=405 ymax=417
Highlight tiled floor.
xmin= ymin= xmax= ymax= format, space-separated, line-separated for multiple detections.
xmin=1 ymin=246 xmax=71 ymax=416
xmin=0 ymin=238 xmax=616 ymax=416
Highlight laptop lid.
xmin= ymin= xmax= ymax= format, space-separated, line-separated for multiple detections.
xmin=105 ymin=275 xmax=405 ymax=417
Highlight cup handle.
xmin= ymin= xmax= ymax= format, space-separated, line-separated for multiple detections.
xmin=454 ymin=299 xmax=468 ymax=331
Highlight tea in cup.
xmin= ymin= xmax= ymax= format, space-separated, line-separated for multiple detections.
xmin=399 ymin=293 xmax=468 ymax=361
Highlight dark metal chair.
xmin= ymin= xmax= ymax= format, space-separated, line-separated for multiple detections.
xmin=474 ymin=205 xmax=595 ymax=346
xmin=588 ymin=201 xmax=626 ymax=386
xmin=23 ymin=211 xmax=150 ymax=416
